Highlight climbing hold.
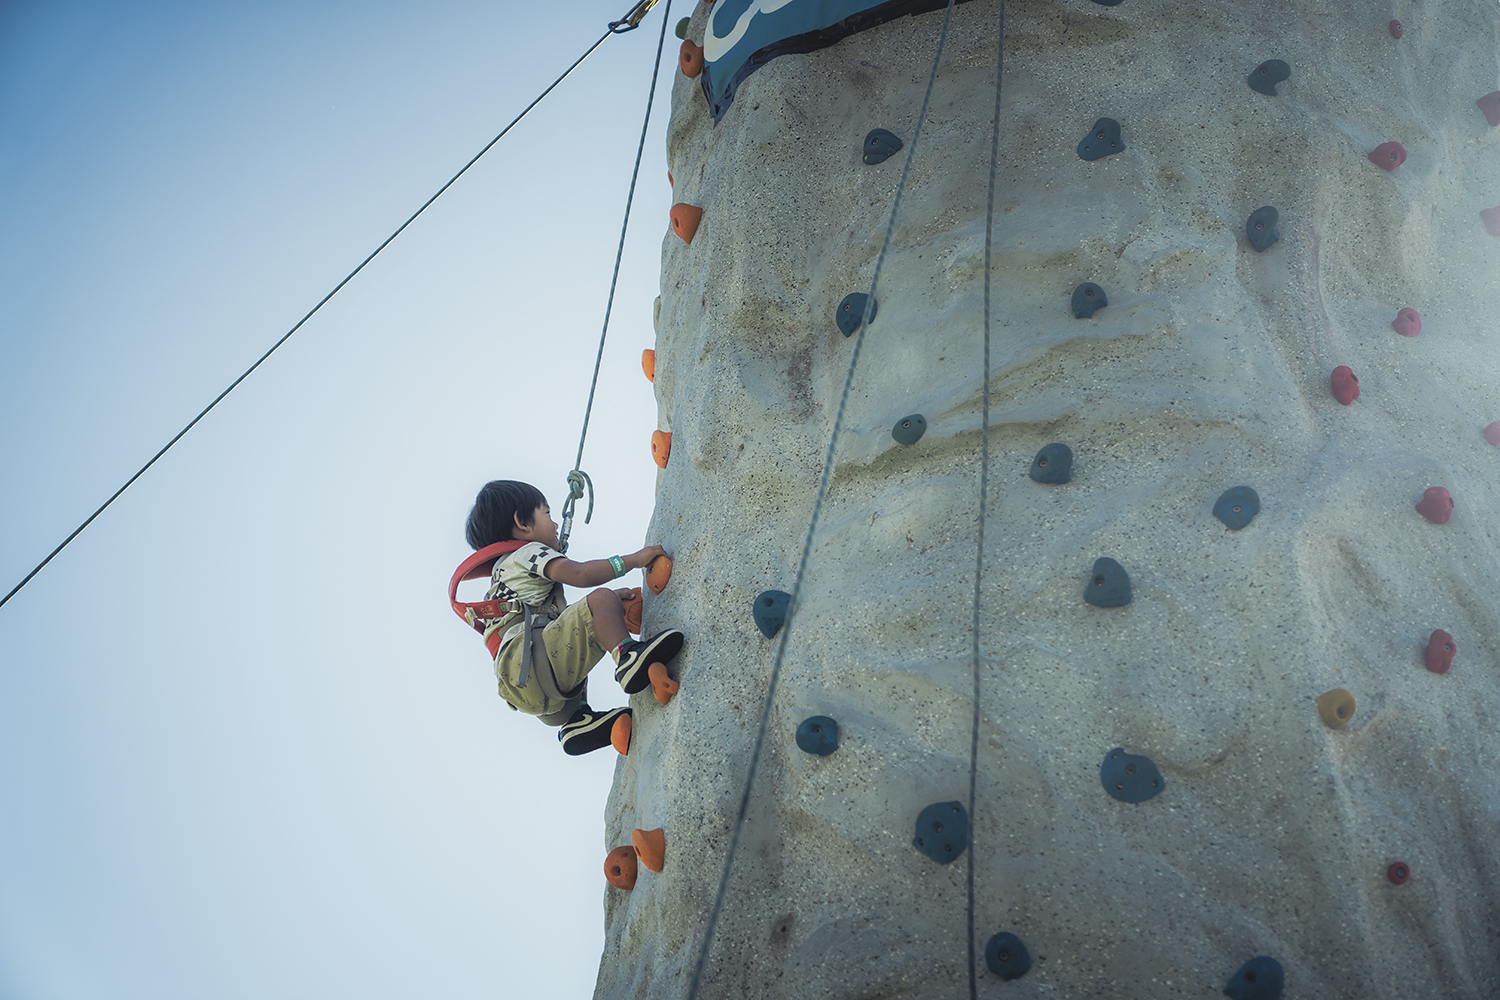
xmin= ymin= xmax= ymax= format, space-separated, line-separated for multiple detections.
xmin=912 ymin=801 xmax=969 ymax=864
xmin=892 ymin=414 xmax=927 ymax=446
xmin=1391 ymin=307 xmax=1421 ymax=337
xmin=670 ymin=203 xmax=702 ymax=244
xmin=621 ymin=587 xmax=642 ymax=635
xmin=1415 ymin=486 xmax=1453 ymax=525
xmin=1213 ymin=486 xmax=1261 ymax=530
xmin=646 ymin=554 xmax=673 ymax=595
xmin=1030 ymin=443 xmax=1073 ymax=485
xmin=651 ymin=430 xmax=672 ymax=469
xmin=1389 ymin=19 xmax=1403 ymax=38
xmin=795 ymin=716 xmax=839 ymax=756
xmin=1224 ymin=956 xmax=1285 ymax=1000
xmin=1091 ymin=0 xmax=1124 ymax=5
xmin=648 ymin=662 xmax=679 ymax=705
xmin=1482 ymin=208 xmax=1500 ymax=237
xmin=604 ymin=845 xmax=638 ymax=890
xmin=1084 ymin=557 xmax=1131 ymax=608
xmin=1424 ymin=629 xmax=1456 ymax=674
xmin=1387 ymin=861 xmax=1411 ymax=885
xmin=679 ymin=40 xmax=704 ymax=78
xmin=1330 ymin=366 xmax=1360 ymax=405
xmin=1248 ymin=59 xmax=1291 ymax=96
xmin=1100 ymin=748 xmax=1164 ymax=803
xmin=753 ymin=590 xmax=791 ymax=639
xmin=1368 ymin=141 xmax=1407 ymax=171
xmin=1485 ymin=422 xmax=1500 ymax=446
xmin=1478 ymin=92 xmax=1500 ymax=127
xmin=642 ymin=349 xmax=656 ymax=382
xmin=1071 ymin=282 xmax=1108 ymax=319
xmin=631 ymin=828 xmax=665 ymax=873
xmin=863 ymin=128 xmax=903 ymax=165
xmin=984 ymin=932 xmax=1032 ymax=981
xmin=1246 ymin=207 xmax=1280 ymax=252
xmin=667 ymin=171 xmax=673 ymax=187
xmin=674 ymin=16 xmax=690 ymax=39
xmin=1076 ymin=118 xmax=1124 ymax=161
xmin=836 ymin=292 xmax=876 ymax=337
xmin=1317 ymin=688 xmax=1357 ymax=730
xmin=611 ymin=712 xmax=632 ymax=755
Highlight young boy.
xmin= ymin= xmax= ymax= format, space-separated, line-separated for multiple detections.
xmin=464 ymin=479 xmax=684 ymax=755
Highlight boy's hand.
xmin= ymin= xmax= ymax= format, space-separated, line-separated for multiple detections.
xmin=618 ymin=587 xmax=642 ymax=635
xmin=628 ymin=544 xmax=668 ymax=570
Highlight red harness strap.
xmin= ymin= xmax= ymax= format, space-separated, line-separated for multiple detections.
xmin=449 ymin=541 xmax=528 ymax=647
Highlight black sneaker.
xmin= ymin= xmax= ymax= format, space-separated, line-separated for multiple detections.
xmin=558 ymin=705 xmax=632 ymax=756
xmin=614 ymin=629 xmax=685 ymax=694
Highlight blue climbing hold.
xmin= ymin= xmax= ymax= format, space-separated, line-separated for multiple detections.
xmin=1224 ymin=956 xmax=1284 ymax=1000
xmin=1077 ymin=118 xmax=1124 ymax=160
xmin=1084 ymin=557 xmax=1131 ymax=608
xmin=1100 ymin=748 xmax=1164 ymax=803
xmin=836 ymin=293 xmax=876 ymax=337
xmin=912 ymin=801 xmax=968 ymax=864
xmin=984 ymin=933 xmax=1032 ymax=980
xmin=795 ymin=716 xmax=839 ymax=755
xmin=863 ymin=128 xmax=903 ymax=165
xmin=1213 ymin=486 xmax=1260 ymax=530
xmin=1248 ymin=60 xmax=1290 ymax=96
xmin=1072 ymin=282 xmax=1107 ymax=319
xmin=1246 ymin=207 xmax=1279 ymax=252
xmin=892 ymin=414 xmax=926 ymax=445
xmin=1030 ymin=443 xmax=1073 ymax=485
xmin=1091 ymin=0 xmax=1124 ymax=5
xmin=753 ymin=590 xmax=792 ymax=639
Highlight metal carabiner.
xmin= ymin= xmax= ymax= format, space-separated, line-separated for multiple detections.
xmin=557 ymin=469 xmax=594 ymax=554
xmin=609 ymin=0 xmax=662 ymax=33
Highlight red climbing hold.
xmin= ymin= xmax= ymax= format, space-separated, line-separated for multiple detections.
xmin=1387 ymin=861 xmax=1411 ymax=885
xmin=1368 ymin=141 xmax=1407 ymax=171
xmin=680 ymin=40 xmax=704 ymax=78
xmin=1482 ymin=207 xmax=1500 ymax=236
xmin=632 ymin=828 xmax=666 ymax=873
xmin=1389 ymin=19 xmax=1403 ymax=38
xmin=651 ymin=430 xmax=672 ymax=469
xmin=1478 ymin=92 xmax=1500 ymax=127
xmin=1485 ymin=422 xmax=1500 ymax=446
xmin=1415 ymin=486 xmax=1453 ymax=524
xmin=1424 ymin=629 xmax=1456 ymax=673
xmin=642 ymin=349 xmax=656 ymax=383
xmin=605 ymin=845 xmax=639 ymax=890
xmin=670 ymin=203 xmax=703 ymax=245
xmin=1391 ymin=308 xmax=1421 ymax=337
xmin=1330 ymin=366 xmax=1360 ymax=405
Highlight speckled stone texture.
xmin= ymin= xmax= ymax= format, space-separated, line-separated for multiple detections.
xmin=597 ymin=2 xmax=1500 ymax=996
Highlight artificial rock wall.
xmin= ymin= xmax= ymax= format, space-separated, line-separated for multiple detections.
xmin=599 ymin=1 xmax=1500 ymax=996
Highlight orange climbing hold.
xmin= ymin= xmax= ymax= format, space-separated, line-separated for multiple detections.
xmin=604 ymin=845 xmax=638 ymax=890
xmin=651 ymin=430 xmax=672 ymax=468
xmin=632 ymin=827 xmax=666 ymax=873
xmin=670 ymin=203 xmax=703 ymax=244
xmin=621 ymin=587 xmax=642 ymax=636
xmin=642 ymin=349 xmax=656 ymax=382
xmin=611 ymin=711 xmax=632 ymax=755
xmin=649 ymin=662 xmax=679 ymax=705
xmin=679 ymin=40 xmax=704 ymax=78
xmin=646 ymin=554 xmax=673 ymax=595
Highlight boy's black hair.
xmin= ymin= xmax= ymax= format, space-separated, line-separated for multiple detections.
xmin=466 ymin=480 xmax=548 ymax=550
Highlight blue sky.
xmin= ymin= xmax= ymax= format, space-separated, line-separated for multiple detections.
xmin=0 ymin=2 xmax=674 ymax=996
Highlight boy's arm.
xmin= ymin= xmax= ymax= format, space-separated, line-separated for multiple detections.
xmin=544 ymin=545 xmax=667 ymax=588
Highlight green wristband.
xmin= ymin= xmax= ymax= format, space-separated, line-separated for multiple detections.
xmin=609 ymin=555 xmax=627 ymax=578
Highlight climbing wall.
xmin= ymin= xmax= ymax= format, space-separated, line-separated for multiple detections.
xmin=600 ymin=1 xmax=1500 ymax=996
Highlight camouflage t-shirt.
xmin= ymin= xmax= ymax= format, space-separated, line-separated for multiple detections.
xmin=482 ymin=541 xmax=565 ymax=655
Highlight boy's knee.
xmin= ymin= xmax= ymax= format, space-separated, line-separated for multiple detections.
xmin=588 ymin=587 xmax=622 ymax=608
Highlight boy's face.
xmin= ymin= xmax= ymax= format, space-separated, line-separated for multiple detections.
xmin=514 ymin=503 xmax=561 ymax=549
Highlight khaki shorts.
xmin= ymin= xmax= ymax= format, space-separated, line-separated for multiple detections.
xmin=494 ymin=599 xmax=607 ymax=719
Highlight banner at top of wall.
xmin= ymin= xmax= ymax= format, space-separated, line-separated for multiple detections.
xmin=700 ymin=0 xmax=977 ymax=123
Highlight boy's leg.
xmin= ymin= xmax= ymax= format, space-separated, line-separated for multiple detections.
xmin=587 ymin=588 xmax=630 ymax=651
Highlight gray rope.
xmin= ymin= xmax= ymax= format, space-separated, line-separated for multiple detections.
xmin=968 ymin=5 xmax=1005 ymax=996
xmin=684 ymin=2 xmax=958 ymax=995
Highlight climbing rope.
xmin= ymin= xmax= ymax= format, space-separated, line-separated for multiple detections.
xmin=559 ymin=0 xmax=674 ymax=555
xmin=967 ymin=6 xmax=1004 ymax=997
xmin=0 ymin=0 xmax=665 ymax=613
xmin=683 ymin=2 xmax=959 ymax=995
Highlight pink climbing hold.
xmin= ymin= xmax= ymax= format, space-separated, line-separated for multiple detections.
xmin=1391 ymin=308 xmax=1421 ymax=337
xmin=1424 ymin=629 xmax=1456 ymax=674
xmin=1388 ymin=19 xmax=1403 ymax=39
xmin=1368 ymin=142 xmax=1407 ymax=171
xmin=1485 ymin=422 xmax=1500 ymax=446
xmin=1330 ymin=366 xmax=1360 ymax=405
xmin=1415 ymin=486 xmax=1453 ymax=524
xmin=1478 ymin=91 xmax=1500 ymax=127
xmin=1482 ymin=207 xmax=1500 ymax=237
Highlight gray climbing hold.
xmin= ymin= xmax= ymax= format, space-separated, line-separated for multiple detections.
xmin=1084 ymin=557 xmax=1131 ymax=608
xmin=892 ymin=414 xmax=926 ymax=445
xmin=1100 ymin=748 xmax=1164 ymax=803
xmin=1213 ymin=486 xmax=1260 ymax=530
xmin=1077 ymin=117 xmax=1124 ymax=160
xmin=1248 ymin=60 xmax=1290 ymax=96
xmin=674 ymin=16 xmax=690 ymax=39
xmin=863 ymin=128 xmax=903 ymax=165
xmin=1072 ymin=282 xmax=1107 ymax=319
xmin=912 ymin=801 xmax=968 ymax=864
xmin=1246 ymin=206 xmax=1279 ymax=252
xmin=1224 ymin=956 xmax=1284 ymax=1000
xmin=753 ymin=590 xmax=791 ymax=639
xmin=1030 ymin=443 xmax=1073 ymax=485
xmin=985 ymin=932 xmax=1032 ymax=981
xmin=836 ymin=292 xmax=876 ymax=337
xmin=795 ymin=716 xmax=839 ymax=756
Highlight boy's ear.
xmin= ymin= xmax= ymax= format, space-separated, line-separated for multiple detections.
xmin=513 ymin=510 xmax=528 ymax=535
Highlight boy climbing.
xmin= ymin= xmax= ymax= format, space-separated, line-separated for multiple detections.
xmin=453 ymin=479 xmax=684 ymax=756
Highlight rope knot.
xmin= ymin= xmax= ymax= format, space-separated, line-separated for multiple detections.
xmin=558 ymin=469 xmax=594 ymax=553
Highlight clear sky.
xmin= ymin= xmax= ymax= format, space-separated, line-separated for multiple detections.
xmin=0 ymin=2 xmax=675 ymax=996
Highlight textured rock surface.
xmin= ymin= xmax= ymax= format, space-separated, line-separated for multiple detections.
xmin=599 ymin=2 xmax=1500 ymax=996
